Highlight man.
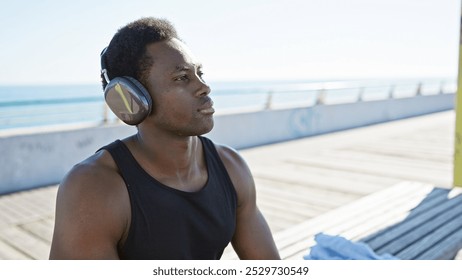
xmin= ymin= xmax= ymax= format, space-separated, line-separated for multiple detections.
xmin=49 ymin=17 xmax=280 ymax=260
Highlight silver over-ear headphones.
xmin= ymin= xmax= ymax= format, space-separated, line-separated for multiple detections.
xmin=100 ymin=47 xmax=153 ymax=125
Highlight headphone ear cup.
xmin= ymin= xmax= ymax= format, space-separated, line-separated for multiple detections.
xmin=104 ymin=77 xmax=153 ymax=125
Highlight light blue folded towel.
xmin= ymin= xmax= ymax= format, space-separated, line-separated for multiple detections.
xmin=303 ymin=233 xmax=399 ymax=260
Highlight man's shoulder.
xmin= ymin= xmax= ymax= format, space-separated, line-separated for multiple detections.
xmin=210 ymin=141 xmax=254 ymax=191
xmin=68 ymin=148 xmax=117 ymax=178
xmin=59 ymin=149 xmax=124 ymax=198
xmin=211 ymin=141 xmax=243 ymax=166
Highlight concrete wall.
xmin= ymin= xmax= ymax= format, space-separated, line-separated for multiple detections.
xmin=0 ymin=125 xmax=136 ymax=194
xmin=206 ymin=93 xmax=455 ymax=148
xmin=0 ymin=93 xmax=454 ymax=194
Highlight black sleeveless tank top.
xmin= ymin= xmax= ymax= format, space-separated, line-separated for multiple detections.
xmin=100 ymin=136 xmax=237 ymax=260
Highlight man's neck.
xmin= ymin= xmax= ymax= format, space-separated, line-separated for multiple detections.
xmin=125 ymin=128 xmax=205 ymax=190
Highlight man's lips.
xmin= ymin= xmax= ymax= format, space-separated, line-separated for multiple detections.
xmin=198 ymin=100 xmax=215 ymax=114
xmin=199 ymin=107 xmax=215 ymax=114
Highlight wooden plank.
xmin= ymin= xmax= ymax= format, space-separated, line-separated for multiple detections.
xmin=290 ymin=152 xmax=451 ymax=182
xmin=252 ymin=165 xmax=384 ymax=195
xmin=257 ymin=198 xmax=310 ymax=224
xmin=256 ymin=164 xmax=398 ymax=193
xmin=360 ymin=188 xmax=451 ymax=242
xmin=0 ymin=226 xmax=50 ymax=260
xmin=257 ymin=193 xmax=328 ymax=219
xmin=0 ymin=238 xmax=30 ymax=260
xmin=368 ymin=193 xmax=462 ymax=252
xmin=20 ymin=219 xmax=54 ymax=244
xmin=383 ymin=138 xmax=454 ymax=153
xmin=335 ymin=189 xmax=450 ymax=242
xmin=308 ymin=166 xmax=400 ymax=188
xmin=257 ymin=187 xmax=339 ymax=212
xmin=398 ymin=188 xmax=452 ymax=218
xmin=417 ymin=228 xmax=462 ymax=260
xmin=18 ymin=188 xmax=57 ymax=215
xmin=0 ymin=204 xmax=23 ymax=225
xmin=255 ymin=178 xmax=360 ymax=206
xmin=367 ymin=135 xmax=453 ymax=151
xmin=329 ymin=149 xmax=452 ymax=173
xmin=374 ymin=200 xmax=462 ymax=256
xmin=288 ymin=156 xmax=451 ymax=186
xmin=400 ymin=216 xmax=462 ymax=260
xmin=0 ymin=194 xmax=47 ymax=224
xmin=346 ymin=143 xmax=452 ymax=163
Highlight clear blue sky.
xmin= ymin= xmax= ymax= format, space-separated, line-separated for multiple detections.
xmin=0 ymin=0 xmax=460 ymax=85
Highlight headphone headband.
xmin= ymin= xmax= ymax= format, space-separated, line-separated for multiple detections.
xmin=100 ymin=47 xmax=110 ymax=84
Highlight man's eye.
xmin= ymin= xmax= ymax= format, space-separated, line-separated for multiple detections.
xmin=175 ymin=75 xmax=188 ymax=81
xmin=198 ymin=71 xmax=205 ymax=81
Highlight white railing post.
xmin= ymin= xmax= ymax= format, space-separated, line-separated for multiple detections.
xmin=415 ymin=82 xmax=422 ymax=96
xmin=265 ymin=91 xmax=273 ymax=110
xmin=388 ymin=85 xmax=395 ymax=99
xmin=357 ymin=87 xmax=364 ymax=102
xmin=316 ymin=88 xmax=326 ymax=105
xmin=103 ymin=103 xmax=109 ymax=124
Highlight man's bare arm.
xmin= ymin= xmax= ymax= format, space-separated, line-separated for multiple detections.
xmin=216 ymin=144 xmax=280 ymax=260
xmin=49 ymin=153 xmax=129 ymax=259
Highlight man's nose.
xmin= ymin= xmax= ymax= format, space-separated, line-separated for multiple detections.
xmin=197 ymin=78 xmax=211 ymax=97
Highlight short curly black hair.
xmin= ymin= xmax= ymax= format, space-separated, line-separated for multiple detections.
xmin=101 ymin=17 xmax=179 ymax=89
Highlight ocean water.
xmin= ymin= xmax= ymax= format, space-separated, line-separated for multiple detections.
xmin=0 ymin=78 xmax=455 ymax=131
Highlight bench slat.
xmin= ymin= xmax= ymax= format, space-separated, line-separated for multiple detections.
xmin=366 ymin=191 xmax=462 ymax=253
xmin=397 ymin=215 xmax=462 ymax=259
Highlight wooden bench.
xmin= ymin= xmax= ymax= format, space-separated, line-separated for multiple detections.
xmin=222 ymin=181 xmax=462 ymax=259
xmin=275 ymin=181 xmax=462 ymax=260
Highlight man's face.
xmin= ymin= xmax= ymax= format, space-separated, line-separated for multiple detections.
xmin=143 ymin=38 xmax=214 ymax=136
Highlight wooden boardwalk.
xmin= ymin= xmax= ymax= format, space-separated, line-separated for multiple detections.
xmin=0 ymin=110 xmax=456 ymax=260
